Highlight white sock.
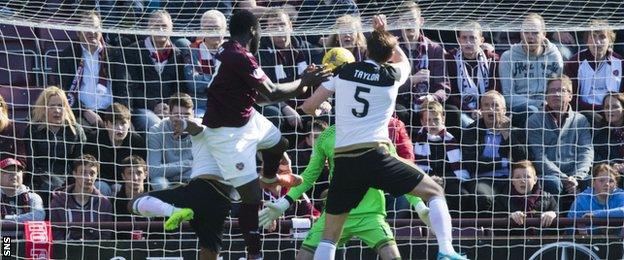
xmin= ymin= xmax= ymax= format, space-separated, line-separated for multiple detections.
xmin=428 ymin=196 xmax=455 ymax=255
xmin=132 ymin=196 xmax=180 ymax=217
xmin=313 ymin=240 xmax=336 ymax=260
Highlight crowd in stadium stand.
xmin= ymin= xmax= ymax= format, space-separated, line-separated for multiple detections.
xmin=2 ymin=0 xmax=624 ymax=241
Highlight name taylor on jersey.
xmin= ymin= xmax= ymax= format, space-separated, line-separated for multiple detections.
xmin=336 ymin=61 xmax=402 ymax=87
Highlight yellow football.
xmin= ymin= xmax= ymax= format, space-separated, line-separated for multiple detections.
xmin=322 ymin=47 xmax=356 ymax=70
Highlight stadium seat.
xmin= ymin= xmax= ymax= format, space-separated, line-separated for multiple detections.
xmin=0 ymin=24 xmax=41 ymax=87
xmin=0 ymin=85 xmax=43 ymax=120
xmin=38 ymin=28 xmax=78 ymax=86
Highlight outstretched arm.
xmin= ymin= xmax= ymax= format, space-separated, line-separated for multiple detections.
xmin=256 ymin=66 xmax=331 ymax=104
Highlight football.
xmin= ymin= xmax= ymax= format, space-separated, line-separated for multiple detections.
xmin=322 ymin=47 xmax=356 ymax=70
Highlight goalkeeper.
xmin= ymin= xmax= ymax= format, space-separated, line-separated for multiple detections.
xmin=260 ymin=123 xmax=431 ymax=260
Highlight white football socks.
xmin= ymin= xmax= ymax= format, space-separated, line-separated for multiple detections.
xmin=313 ymin=239 xmax=336 ymax=260
xmin=132 ymin=196 xmax=180 ymax=217
xmin=428 ymin=196 xmax=455 ymax=255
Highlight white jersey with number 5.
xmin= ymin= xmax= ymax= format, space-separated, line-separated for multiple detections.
xmin=321 ymin=59 xmax=410 ymax=150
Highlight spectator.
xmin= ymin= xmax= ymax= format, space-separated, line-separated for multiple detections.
xmin=326 ymin=15 xmax=367 ymax=61
xmin=500 ymin=13 xmax=564 ymax=127
xmin=527 ymin=75 xmax=593 ymax=195
xmin=186 ymin=10 xmax=227 ymax=116
xmin=568 ymin=164 xmax=624 ymax=235
xmin=295 ymin=0 xmax=359 ymax=47
xmin=112 ymin=155 xmax=148 ymax=222
xmin=257 ymin=9 xmax=317 ymax=130
xmin=565 ymin=19 xmax=623 ymax=114
xmin=0 ymin=158 xmax=45 ymax=223
xmin=84 ymin=103 xmax=146 ymax=196
xmin=147 ymin=93 xmax=194 ymax=190
xmin=124 ymin=10 xmax=188 ymax=132
xmin=395 ymin=2 xmax=459 ymax=135
xmin=413 ymin=100 xmax=471 ymax=216
xmin=462 ymin=90 xmax=528 ymax=215
xmin=58 ymin=11 xmax=128 ymax=132
xmin=497 ymin=160 xmax=558 ymax=233
xmin=594 ymin=93 xmax=624 ymax=172
xmin=23 ymin=86 xmax=86 ymax=193
xmin=396 ymin=2 xmax=448 ymax=109
xmin=49 ymin=154 xmax=113 ymax=240
xmin=156 ymin=0 xmax=232 ymax=30
xmin=0 ymin=95 xmax=25 ymax=163
xmin=445 ymin=21 xmax=500 ymax=127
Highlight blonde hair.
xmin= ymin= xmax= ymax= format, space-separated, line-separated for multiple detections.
xmin=481 ymin=90 xmax=507 ymax=110
xmin=201 ymin=10 xmax=227 ymax=33
xmin=421 ymin=100 xmax=444 ymax=118
xmin=547 ymin=74 xmax=573 ymax=93
xmin=523 ymin=13 xmax=546 ymax=33
xmin=458 ymin=21 xmax=482 ymax=37
xmin=0 ymin=95 xmax=8 ymax=131
xmin=328 ymin=15 xmax=366 ymax=49
xmin=31 ymin=86 xmax=77 ymax=134
xmin=586 ymin=19 xmax=616 ymax=45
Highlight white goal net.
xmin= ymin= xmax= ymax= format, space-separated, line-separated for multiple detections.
xmin=0 ymin=0 xmax=623 ymax=259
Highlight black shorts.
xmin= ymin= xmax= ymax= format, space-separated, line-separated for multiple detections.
xmin=149 ymin=178 xmax=232 ymax=252
xmin=325 ymin=145 xmax=425 ymax=215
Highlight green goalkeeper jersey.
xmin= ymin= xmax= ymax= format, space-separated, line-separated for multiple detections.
xmin=286 ymin=125 xmax=423 ymax=217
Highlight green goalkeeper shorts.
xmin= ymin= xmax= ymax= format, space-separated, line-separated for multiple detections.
xmin=300 ymin=213 xmax=395 ymax=253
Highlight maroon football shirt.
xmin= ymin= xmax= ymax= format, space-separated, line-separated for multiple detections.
xmin=203 ymin=40 xmax=269 ymax=128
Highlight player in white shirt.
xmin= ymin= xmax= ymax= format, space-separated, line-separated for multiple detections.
xmin=301 ymin=15 xmax=467 ymax=260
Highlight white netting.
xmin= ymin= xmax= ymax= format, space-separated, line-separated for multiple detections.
xmin=1 ymin=1 xmax=624 ymax=260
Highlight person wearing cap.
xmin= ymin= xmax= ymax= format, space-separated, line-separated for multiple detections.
xmin=0 ymin=158 xmax=45 ymax=222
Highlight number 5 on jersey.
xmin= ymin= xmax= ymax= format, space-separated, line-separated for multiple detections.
xmin=352 ymin=86 xmax=370 ymax=117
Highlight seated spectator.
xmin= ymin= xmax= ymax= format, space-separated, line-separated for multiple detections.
xmin=0 ymin=158 xmax=45 ymax=223
xmin=257 ymin=9 xmax=316 ymax=130
xmin=50 ymin=154 xmax=113 ymax=240
xmin=594 ymin=93 xmax=624 ymax=174
xmin=496 ymin=160 xmax=557 ymax=234
xmin=58 ymin=11 xmax=128 ymax=132
xmin=186 ymin=10 xmax=227 ymax=117
xmin=462 ymin=91 xmax=528 ymax=215
xmin=295 ymin=0 xmax=359 ymax=47
xmin=147 ymin=93 xmax=194 ymax=190
xmin=527 ymin=75 xmax=593 ymax=195
xmin=326 ymin=15 xmax=367 ymax=61
xmin=395 ymin=3 xmax=458 ymax=135
xmin=124 ymin=10 xmax=188 ymax=132
xmin=112 ymin=155 xmax=148 ymax=222
xmin=568 ymin=163 xmax=624 ymax=235
xmin=23 ymin=86 xmax=86 ymax=193
xmin=445 ymin=21 xmax=500 ymax=127
xmin=413 ymin=100 xmax=471 ymax=216
xmin=500 ymin=13 xmax=563 ymax=127
xmin=84 ymin=103 xmax=146 ymax=196
xmin=565 ymin=19 xmax=623 ymax=115
xmin=0 ymin=95 xmax=25 ymax=162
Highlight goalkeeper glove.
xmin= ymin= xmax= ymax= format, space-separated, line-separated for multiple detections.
xmin=413 ymin=201 xmax=432 ymax=228
xmin=259 ymin=197 xmax=291 ymax=230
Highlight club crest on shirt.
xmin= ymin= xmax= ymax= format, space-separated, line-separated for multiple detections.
xmin=236 ymin=162 xmax=245 ymax=171
xmin=614 ymin=70 xmax=620 ymax=76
